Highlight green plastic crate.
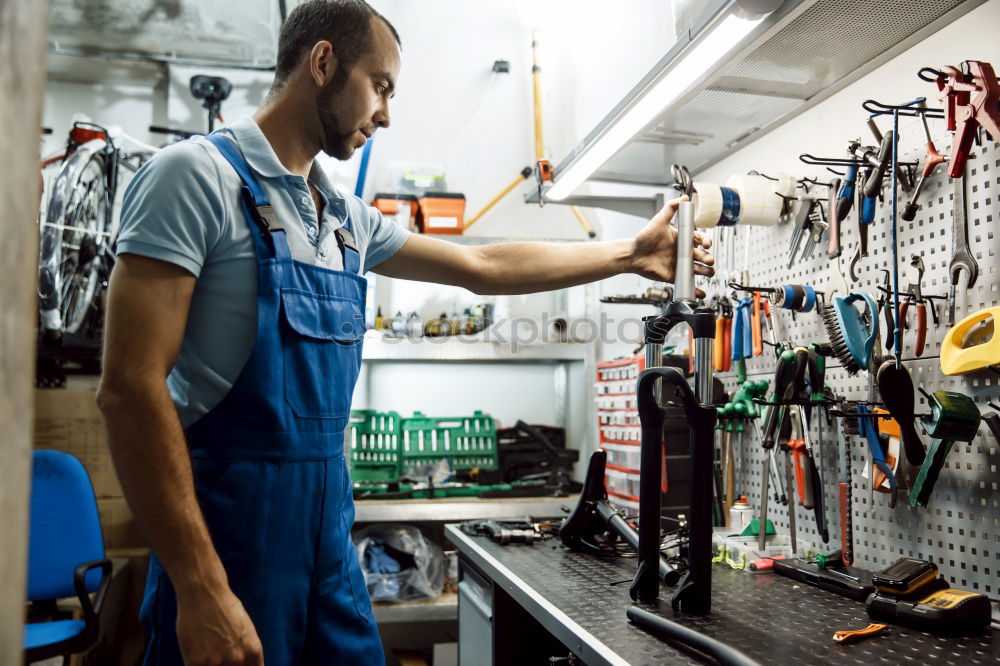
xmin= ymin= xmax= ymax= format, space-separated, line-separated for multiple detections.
xmin=401 ymin=410 xmax=498 ymax=471
xmin=347 ymin=410 xmax=402 ymax=481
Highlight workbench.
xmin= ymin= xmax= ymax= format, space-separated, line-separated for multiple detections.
xmin=445 ymin=524 xmax=997 ymax=665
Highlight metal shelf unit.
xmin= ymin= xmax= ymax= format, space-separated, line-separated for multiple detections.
xmin=372 ymin=592 xmax=458 ymax=624
xmin=354 ymin=495 xmax=576 ymax=524
xmin=362 ymin=335 xmax=589 ymax=363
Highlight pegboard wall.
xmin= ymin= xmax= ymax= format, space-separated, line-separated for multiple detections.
xmin=704 ymin=121 xmax=1000 ymax=596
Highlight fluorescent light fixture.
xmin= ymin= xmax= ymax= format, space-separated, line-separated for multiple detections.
xmin=545 ymin=11 xmax=768 ymax=201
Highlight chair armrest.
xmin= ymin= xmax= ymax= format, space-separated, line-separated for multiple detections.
xmin=73 ymin=558 xmax=112 ymax=643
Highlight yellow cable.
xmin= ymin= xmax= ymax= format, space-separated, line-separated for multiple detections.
xmin=465 ymin=170 xmax=531 ymax=230
xmin=570 ymin=205 xmax=597 ymax=239
xmin=532 ymin=29 xmax=544 ymax=161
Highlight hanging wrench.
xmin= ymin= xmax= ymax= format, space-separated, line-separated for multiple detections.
xmin=948 ymin=169 xmax=979 ymax=325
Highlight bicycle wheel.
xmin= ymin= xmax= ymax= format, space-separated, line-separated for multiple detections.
xmin=39 ymin=138 xmax=114 ymax=340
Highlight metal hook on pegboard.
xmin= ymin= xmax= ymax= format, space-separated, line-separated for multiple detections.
xmin=862 ymin=97 xmax=945 ymax=120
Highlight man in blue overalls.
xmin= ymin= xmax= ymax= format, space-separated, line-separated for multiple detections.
xmin=99 ymin=1 xmax=714 ymax=665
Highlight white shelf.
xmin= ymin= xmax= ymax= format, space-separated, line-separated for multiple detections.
xmin=372 ymin=591 xmax=458 ymax=624
xmin=362 ymin=335 xmax=589 ymax=363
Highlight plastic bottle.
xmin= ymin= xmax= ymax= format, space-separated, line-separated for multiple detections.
xmin=729 ymin=495 xmax=754 ymax=533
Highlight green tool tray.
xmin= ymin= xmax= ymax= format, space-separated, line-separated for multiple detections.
xmin=401 ymin=410 xmax=498 ymax=470
xmin=347 ymin=410 xmax=403 ymax=481
xmin=348 ymin=409 xmax=498 ymax=481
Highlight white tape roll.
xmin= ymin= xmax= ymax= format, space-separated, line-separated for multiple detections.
xmin=726 ymin=174 xmax=783 ymax=226
xmin=773 ymin=172 xmax=795 ymax=199
xmin=692 ymin=182 xmax=723 ymax=228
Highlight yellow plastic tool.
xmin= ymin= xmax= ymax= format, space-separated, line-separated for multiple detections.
xmin=940 ymin=306 xmax=1000 ymax=375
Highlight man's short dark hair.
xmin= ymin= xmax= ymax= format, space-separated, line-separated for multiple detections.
xmin=274 ymin=0 xmax=400 ymax=85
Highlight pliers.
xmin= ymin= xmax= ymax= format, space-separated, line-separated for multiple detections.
xmin=713 ymin=297 xmax=733 ymax=372
xmin=899 ymin=256 xmax=929 ymax=357
xmin=787 ymin=409 xmax=810 ymax=507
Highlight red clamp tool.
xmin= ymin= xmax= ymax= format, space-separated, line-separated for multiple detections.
xmin=934 ymin=61 xmax=1000 ymax=179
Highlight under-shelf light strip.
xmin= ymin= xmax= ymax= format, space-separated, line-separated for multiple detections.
xmin=545 ymin=13 xmax=767 ymax=201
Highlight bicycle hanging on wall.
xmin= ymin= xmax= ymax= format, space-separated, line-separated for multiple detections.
xmin=36 ymin=121 xmax=156 ymax=385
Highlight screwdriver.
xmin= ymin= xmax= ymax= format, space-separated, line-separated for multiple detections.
xmin=836 ymin=165 xmax=858 ymax=222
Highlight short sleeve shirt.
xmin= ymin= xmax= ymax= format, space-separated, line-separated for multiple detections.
xmin=115 ymin=116 xmax=409 ymax=427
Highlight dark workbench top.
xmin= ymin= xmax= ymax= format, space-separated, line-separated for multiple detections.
xmin=445 ymin=525 xmax=998 ymax=665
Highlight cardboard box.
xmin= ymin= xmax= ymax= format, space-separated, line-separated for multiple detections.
xmin=34 ymin=388 xmax=123 ymax=497
xmin=97 ymin=497 xmax=146 ymax=550
xmin=98 ymin=548 xmax=151 ymax=665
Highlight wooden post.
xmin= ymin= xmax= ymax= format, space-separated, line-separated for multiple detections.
xmin=0 ymin=0 xmax=49 ymax=661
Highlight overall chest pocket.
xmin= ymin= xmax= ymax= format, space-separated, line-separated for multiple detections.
xmin=280 ymin=287 xmax=365 ymax=420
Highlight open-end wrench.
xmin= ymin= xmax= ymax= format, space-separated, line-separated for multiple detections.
xmin=948 ymin=170 xmax=979 ymax=325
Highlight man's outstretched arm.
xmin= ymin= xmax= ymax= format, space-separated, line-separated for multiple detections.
xmin=98 ymin=254 xmax=263 ymax=666
xmin=373 ymin=197 xmax=713 ymax=294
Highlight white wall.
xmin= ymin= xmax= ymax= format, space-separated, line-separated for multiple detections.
xmin=42 ymin=79 xmax=163 ymax=158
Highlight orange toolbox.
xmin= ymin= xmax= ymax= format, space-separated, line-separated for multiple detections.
xmin=417 ymin=192 xmax=466 ymax=235
xmin=371 ymin=193 xmax=419 ymax=231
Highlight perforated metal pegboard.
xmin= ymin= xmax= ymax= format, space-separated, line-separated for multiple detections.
xmin=708 ymin=127 xmax=1000 ymax=596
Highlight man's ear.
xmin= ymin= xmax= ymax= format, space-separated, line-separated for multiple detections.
xmin=307 ymin=40 xmax=339 ymax=88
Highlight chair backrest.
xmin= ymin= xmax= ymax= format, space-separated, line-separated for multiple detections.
xmin=28 ymin=450 xmax=106 ymax=601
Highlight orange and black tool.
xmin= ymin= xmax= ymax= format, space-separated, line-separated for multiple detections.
xmin=785 ymin=408 xmax=815 ymax=509
xmin=789 ymin=436 xmax=809 ymax=506
xmin=751 ymin=291 xmax=763 ymax=356
xmin=536 ymin=159 xmax=553 ymax=184
xmin=872 ymin=408 xmax=901 ymax=493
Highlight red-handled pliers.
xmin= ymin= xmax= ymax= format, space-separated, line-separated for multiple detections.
xmin=899 ymin=256 xmax=927 ymax=357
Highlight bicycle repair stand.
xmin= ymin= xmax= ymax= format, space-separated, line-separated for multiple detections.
xmin=630 ymin=201 xmax=718 ymax=614
xmin=559 ymin=449 xmax=681 ymax=587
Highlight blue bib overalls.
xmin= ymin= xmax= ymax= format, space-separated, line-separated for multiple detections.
xmin=139 ymin=134 xmax=384 ymax=665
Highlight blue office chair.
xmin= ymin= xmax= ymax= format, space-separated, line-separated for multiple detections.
xmin=25 ymin=450 xmax=112 ymax=664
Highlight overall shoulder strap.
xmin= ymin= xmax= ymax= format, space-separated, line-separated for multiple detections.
xmin=334 ymin=226 xmax=361 ymax=274
xmin=203 ymin=133 xmax=289 ymax=260
xmin=205 ymin=134 xmax=269 ymax=208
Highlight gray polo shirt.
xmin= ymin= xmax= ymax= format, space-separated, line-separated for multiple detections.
xmin=116 ymin=116 xmax=409 ymax=427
